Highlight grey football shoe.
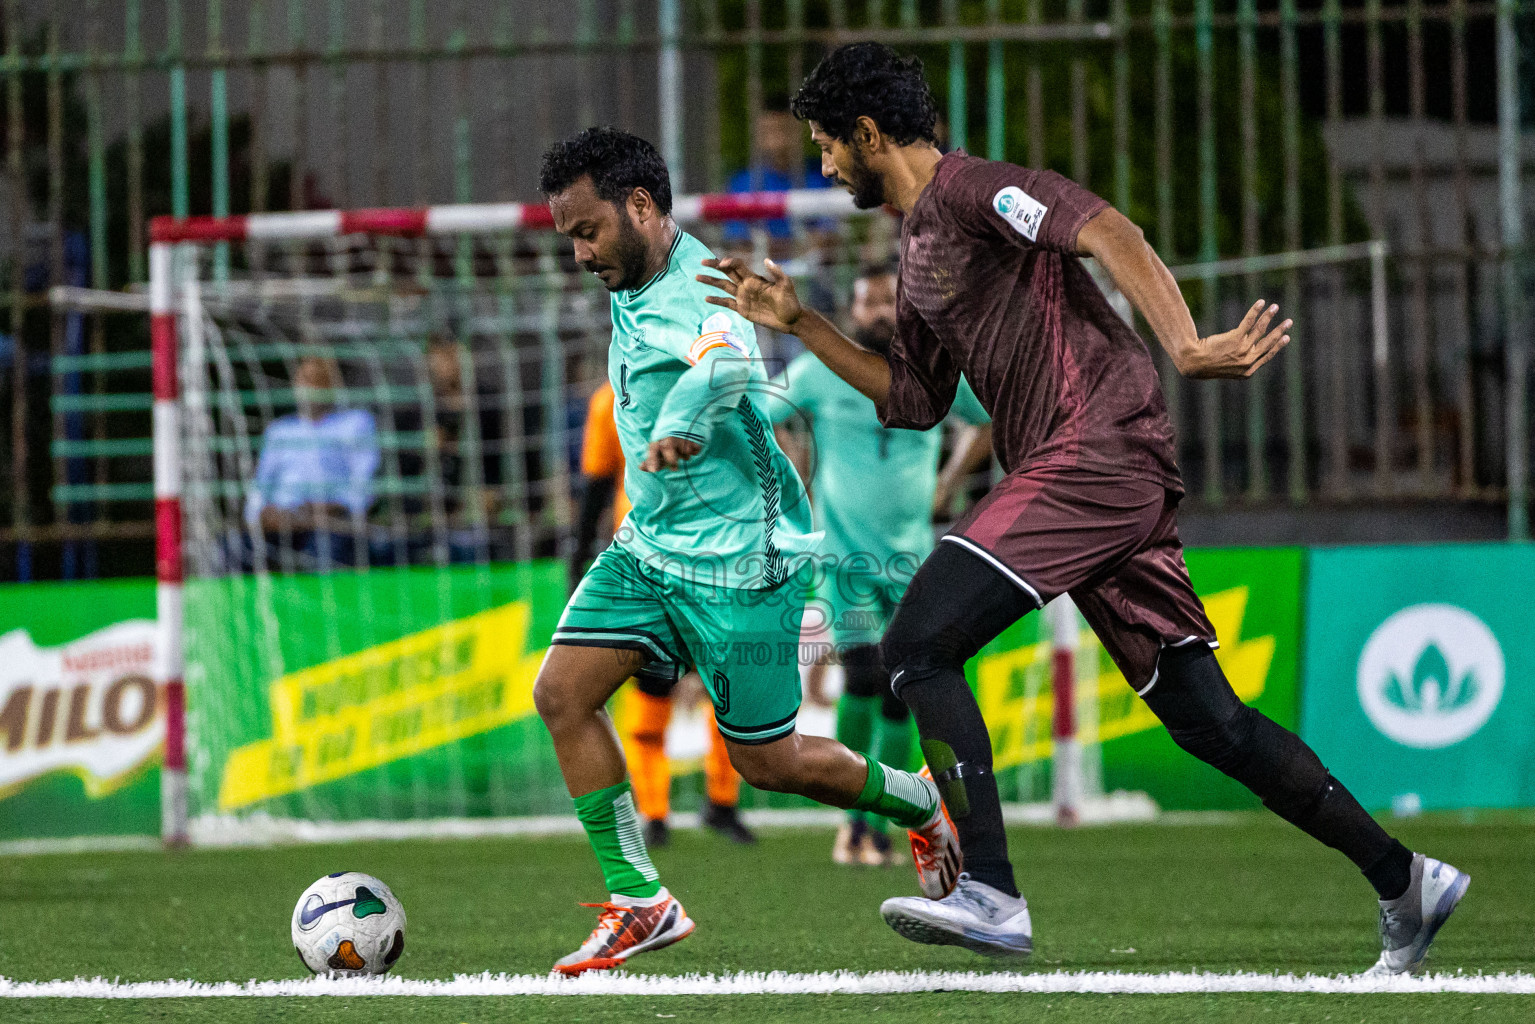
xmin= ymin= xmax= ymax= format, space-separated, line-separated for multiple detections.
xmin=880 ymin=873 xmax=1034 ymax=958
xmin=1367 ymin=852 xmax=1470 ymax=976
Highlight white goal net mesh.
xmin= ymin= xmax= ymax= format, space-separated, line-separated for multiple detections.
xmin=165 ymin=207 xmax=1057 ymax=829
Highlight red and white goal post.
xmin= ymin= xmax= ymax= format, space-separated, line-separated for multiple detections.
xmin=144 ymin=190 xmax=1105 ymax=845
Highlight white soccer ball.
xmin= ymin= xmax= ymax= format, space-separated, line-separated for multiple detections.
xmin=291 ymin=871 xmax=407 ymax=977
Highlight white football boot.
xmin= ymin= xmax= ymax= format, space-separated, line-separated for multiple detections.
xmin=1366 ymin=853 xmax=1469 ymax=976
xmin=552 ymin=888 xmax=695 ymax=976
xmin=880 ymin=873 xmax=1034 ymax=958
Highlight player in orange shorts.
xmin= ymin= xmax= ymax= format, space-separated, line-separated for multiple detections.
xmin=574 ymin=381 xmax=756 ymax=847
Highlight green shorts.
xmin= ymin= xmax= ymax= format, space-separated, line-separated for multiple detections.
xmin=553 ymin=543 xmax=806 ymax=745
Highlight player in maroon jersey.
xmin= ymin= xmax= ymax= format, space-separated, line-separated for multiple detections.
xmin=698 ymin=42 xmax=1466 ymax=974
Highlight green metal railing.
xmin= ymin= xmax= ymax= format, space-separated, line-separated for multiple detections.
xmin=0 ymin=0 xmax=1529 ymax=579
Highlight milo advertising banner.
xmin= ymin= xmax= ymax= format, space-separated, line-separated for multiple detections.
xmin=186 ymin=561 xmax=569 ymax=823
xmin=970 ymin=547 xmax=1305 ymax=811
xmin=0 ymin=579 xmax=162 ymax=840
xmin=1302 ymin=543 xmax=1535 ymax=812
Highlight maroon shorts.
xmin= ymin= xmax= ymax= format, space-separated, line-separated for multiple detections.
xmin=946 ymin=464 xmax=1216 ymax=689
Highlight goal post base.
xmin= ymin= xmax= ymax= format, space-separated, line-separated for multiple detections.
xmin=160 ymin=768 xmax=190 ymax=848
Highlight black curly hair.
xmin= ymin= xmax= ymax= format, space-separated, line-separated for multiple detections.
xmin=538 ymin=126 xmax=673 ymax=214
xmin=790 ymin=43 xmax=939 ymax=147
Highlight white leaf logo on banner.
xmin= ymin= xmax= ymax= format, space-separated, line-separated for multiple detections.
xmin=0 ymin=621 xmax=162 ymax=798
xmin=1356 ymin=604 xmax=1503 ymax=749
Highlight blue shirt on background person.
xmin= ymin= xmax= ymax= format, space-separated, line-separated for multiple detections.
xmin=243 ymin=408 xmax=380 ymax=528
xmin=721 ymin=107 xmax=832 ymax=242
xmin=721 ymin=162 xmax=832 ymax=242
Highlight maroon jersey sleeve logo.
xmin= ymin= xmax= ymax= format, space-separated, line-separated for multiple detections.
xmin=991 ymin=186 xmax=1047 ymax=242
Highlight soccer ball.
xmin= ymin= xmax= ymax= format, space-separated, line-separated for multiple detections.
xmin=291 ymin=871 xmax=407 ymax=977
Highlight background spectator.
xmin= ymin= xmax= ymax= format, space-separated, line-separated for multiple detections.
xmin=243 ymin=355 xmax=379 ymax=567
xmin=722 ymin=101 xmax=831 ymax=248
xmin=395 ymin=336 xmax=507 ymax=564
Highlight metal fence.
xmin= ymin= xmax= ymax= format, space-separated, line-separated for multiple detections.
xmin=1 ymin=0 xmax=1532 ymax=580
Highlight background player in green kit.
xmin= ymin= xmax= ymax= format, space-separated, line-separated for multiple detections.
xmin=770 ymin=263 xmax=992 ymax=868
xmin=532 ymin=127 xmax=962 ymax=976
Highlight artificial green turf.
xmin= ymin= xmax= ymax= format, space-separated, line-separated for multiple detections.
xmin=2 ymin=994 xmax=1531 ymax=1024
xmin=1 ymin=814 xmax=1530 ymax=1023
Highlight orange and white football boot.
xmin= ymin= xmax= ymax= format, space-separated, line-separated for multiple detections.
xmin=552 ymin=888 xmax=695 ymax=976
xmin=907 ymin=766 xmax=963 ymax=899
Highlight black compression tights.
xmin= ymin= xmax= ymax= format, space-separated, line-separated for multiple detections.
xmin=1144 ymin=644 xmax=1412 ymax=899
xmin=881 ymin=541 xmax=1037 ymax=897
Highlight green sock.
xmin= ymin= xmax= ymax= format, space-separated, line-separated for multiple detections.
xmin=836 ymin=694 xmax=878 ymax=825
xmin=875 ymin=712 xmax=917 ymax=774
xmin=851 ymin=752 xmax=937 ymax=830
xmin=836 ymin=694 xmax=877 ymax=754
xmin=573 ymin=780 xmax=662 ymax=899
xmin=867 ymin=715 xmax=917 ymax=834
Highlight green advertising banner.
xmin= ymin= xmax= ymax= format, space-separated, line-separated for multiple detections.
xmin=186 ymin=561 xmax=569 ymax=823
xmin=0 ymin=579 xmax=161 ymax=840
xmin=0 ymin=543 xmax=1325 ymax=839
xmin=183 ymin=546 xmax=1304 ymax=825
xmin=1302 ymin=543 xmax=1535 ymax=812
xmin=970 ymin=547 xmax=1305 ymax=811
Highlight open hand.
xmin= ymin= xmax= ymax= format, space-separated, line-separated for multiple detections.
xmin=696 ymin=257 xmax=804 ymax=334
xmin=641 ymin=436 xmax=702 ymax=472
xmin=1179 ymin=300 xmax=1292 ymax=380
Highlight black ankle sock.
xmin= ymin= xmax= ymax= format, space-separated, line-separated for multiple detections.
xmin=950 ymin=777 xmax=1017 ymax=897
xmin=1363 ymin=841 xmax=1414 ymax=901
xmin=1148 ymin=647 xmax=1408 ymax=890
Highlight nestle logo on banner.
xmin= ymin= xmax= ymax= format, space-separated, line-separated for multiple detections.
xmin=1356 ymin=604 xmax=1505 ymax=750
xmin=61 ymin=642 xmax=154 ymax=675
xmin=0 ymin=621 xmax=163 ymax=798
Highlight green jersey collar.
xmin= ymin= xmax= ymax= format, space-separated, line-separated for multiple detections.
xmin=616 ymin=229 xmax=686 ymax=304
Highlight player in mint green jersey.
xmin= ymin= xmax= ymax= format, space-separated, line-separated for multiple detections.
xmin=770 ymin=263 xmax=992 ymax=868
xmin=533 ymin=127 xmax=962 ymax=976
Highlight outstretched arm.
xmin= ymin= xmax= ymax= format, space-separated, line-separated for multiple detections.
xmin=697 ymin=257 xmax=894 ymax=412
xmin=1077 ymin=208 xmax=1291 ymax=380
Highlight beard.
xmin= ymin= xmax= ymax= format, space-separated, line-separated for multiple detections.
xmin=837 ymin=144 xmax=887 ymax=211
xmin=584 ymin=214 xmax=653 ymax=292
xmin=853 ymin=321 xmax=895 ymax=355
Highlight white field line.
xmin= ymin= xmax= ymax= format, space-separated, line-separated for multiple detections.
xmin=2 ymin=971 xmax=1533 ymax=999
xmin=0 ymin=797 xmax=1158 ymax=857
xmin=0 ymin=835 xmax=161 ymax=857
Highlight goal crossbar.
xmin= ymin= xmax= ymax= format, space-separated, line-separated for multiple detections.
xmin=147 ymin=190 xmax=862 ymax=245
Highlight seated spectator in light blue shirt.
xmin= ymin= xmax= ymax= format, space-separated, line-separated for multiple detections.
xmin=243 ymin=356 xmax=379 ymax=564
